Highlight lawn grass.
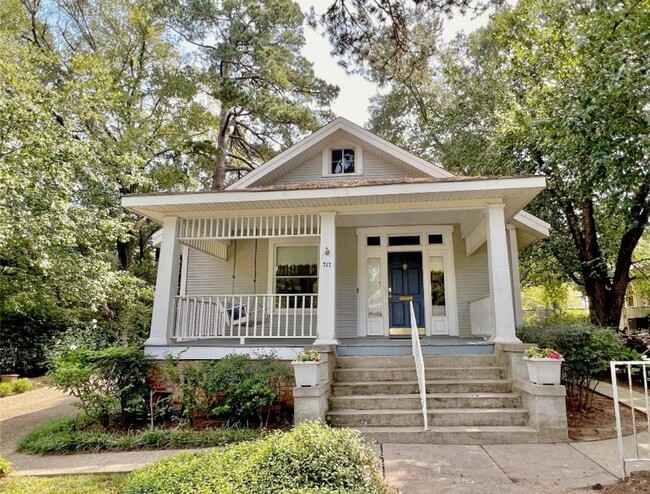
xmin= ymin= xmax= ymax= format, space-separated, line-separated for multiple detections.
xmin=18 ymin=417 xmax=264 ymax=455
xmin=0 ymin=474 xmax=126 ymax=494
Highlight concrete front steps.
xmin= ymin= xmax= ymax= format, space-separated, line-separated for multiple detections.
xmin=327 ymin=354 xmax=538 ymax=444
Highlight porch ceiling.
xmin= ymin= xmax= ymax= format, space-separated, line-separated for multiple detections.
xmin=123 ymin=176 xmax=546 ymax=224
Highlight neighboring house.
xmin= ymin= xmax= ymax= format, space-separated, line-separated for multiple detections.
xmin=622 ymin=284 xmax=650 ymax=331
xmin=123 ymin=117 xmax=550 ymax=360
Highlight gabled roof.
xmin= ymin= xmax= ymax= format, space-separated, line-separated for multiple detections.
xmin=227 ymin=117 xmax=455 ymax=190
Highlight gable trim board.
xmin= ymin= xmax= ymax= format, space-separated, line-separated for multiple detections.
xmin=227 ymin=117 xmax=454 ymax=190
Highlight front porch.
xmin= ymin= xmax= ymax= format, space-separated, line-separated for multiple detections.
xmin=124 ymin=179 xmax=549 ymax=359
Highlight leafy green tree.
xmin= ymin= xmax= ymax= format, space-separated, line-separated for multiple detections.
xmin=0 ymin=8 xmax=127 ymax=372
xmin=18 ymin=0 xmax=219 ymax=271
xmin=369 ymin=0 xmax=650 ymax=327
xmin=161 ymin=0 xmax=339 ymax=189
xmin=0 ymin=0 xmax=202 ymax=371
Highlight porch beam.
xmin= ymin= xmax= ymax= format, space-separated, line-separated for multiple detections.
xmin=148 ymin=216 xmax=181 ymax=345
xmin=485 ymin=205 xmax=520 ymax=344
xmin=315 ymin=212 xmax=338 ymax=346
xmin=180 ymin=238 xmax=229 ymax=260
xmin=464 ymin=218 xmax=487 ymax=257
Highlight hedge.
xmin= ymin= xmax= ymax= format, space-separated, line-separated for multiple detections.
xmin=125 ymin=422 xmax=394 ymax=494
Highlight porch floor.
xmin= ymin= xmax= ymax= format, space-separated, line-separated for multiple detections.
xmin=337 ymin=337 xmax=494 ymax=356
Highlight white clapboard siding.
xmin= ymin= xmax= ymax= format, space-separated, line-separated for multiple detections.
xmin=453 ymin=228 xmax=489 ymax=337
xmin=185 ymin=239 xmax=269 ymax=296
xmin=272 ymin=151 xmax=415 ymax=185
xmin=335 ymin=228 xmax=358 ymax=338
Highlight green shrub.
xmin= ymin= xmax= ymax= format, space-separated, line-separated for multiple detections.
xmin=0 ymin=455 xmax=12 ymax=477
xmin=125 ymin=422 xmax=394 ymax=494
xmin=49 ymin=346 xmax=153 ymax=427
xmin=163 ymin=356 xmax=206 ymax=425
xmin=518 ymin=323 xmax=623 ymax=409
xmin=0 ymin=382 xmax=12 ymax=397
xmin=18 ymin=417 xmax=262 ymax=455
xmin=203 ymin=352 xmax=291 ymax=426
xmin=11 ymin=378 xmax=32 ymax=393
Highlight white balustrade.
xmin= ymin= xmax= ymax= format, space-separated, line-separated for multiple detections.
xmin=469 ymin=295 xmax=494 ymax=338
xmin=172 ymin=294 xmax=317 ymax=343
xmin=179 ymin=214 xmax=320 ymax=241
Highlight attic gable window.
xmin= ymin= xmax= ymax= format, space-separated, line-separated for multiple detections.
xmin=331 ymin=148 xmax=355 ymax=174
xmin=322 ymin=145 xmax=363 ymax=176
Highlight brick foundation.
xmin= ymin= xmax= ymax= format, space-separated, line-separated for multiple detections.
xmin=149 ymin=359 xmax=296 ymax=409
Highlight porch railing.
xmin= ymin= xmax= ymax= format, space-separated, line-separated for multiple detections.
xmin=469 ymin=295 xmax=494 ymax=338
xmin=410 ymin=302 xmax=429 ymax=431
xmin=173 ymin=294 xmax=317 ymax=343
xmin=610 ymin=361 xmax=650 ymax=478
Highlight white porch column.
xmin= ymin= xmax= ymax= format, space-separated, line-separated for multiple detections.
xmin=486 ymin=205 xmax=520 ymax=343
xmin=315 ymin=212 xmax=338 ymax=346
xmin=147 ymin=216 xmax=181 ymax=346
xmin=507 ymin=225 xmax=524 ymax=328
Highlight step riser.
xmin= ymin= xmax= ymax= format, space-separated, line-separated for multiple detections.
xmin=332 ymin=382 xmax=512 ymax=395
xmin=330 ymin=396 xmax=522 ymax=410
xmin=359 ymin=430 xmax=539 ymax=444
xmin=336 ymin=355 xmax=497 ymax=369
xmin=328 ymin=412 xmax=528 ymax=428
xmin=334 ymin=368 xmax=504 ymax=382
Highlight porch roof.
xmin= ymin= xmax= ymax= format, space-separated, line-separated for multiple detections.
xmin=123 ymin=175 xmax=547 ymax=225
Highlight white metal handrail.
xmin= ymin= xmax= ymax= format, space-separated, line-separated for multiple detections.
xmin=410 ymin=302 xmax=429 ymax=431
xmin=173 ymin=294 xmax=317 ymax=343
xmin=610 ymin=360 xmax=650 ymax=478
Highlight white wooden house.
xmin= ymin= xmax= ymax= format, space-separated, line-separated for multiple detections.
xmin=123 ymin=117 xmax=550 ymax=360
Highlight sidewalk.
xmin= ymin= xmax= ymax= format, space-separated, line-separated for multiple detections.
xmin=1 ymin=386 xmax=649 ymax=493
xmin=591 ymin=379 xmax=649 ymax=414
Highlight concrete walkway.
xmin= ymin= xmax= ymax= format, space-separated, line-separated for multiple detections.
xmin=1 ymin=386 xmax=649 ymax=493
xmin=592 ymin=379 xmax=650 ymax=414
xmin=0 ymin=387 xmax=204 ymax=476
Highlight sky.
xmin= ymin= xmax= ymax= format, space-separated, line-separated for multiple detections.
xmin=295 ymin=1 xmax=491 ymax=126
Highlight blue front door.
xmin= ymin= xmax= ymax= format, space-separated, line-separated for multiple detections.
xmin=388 ymin=251 xmax=424 ymax=334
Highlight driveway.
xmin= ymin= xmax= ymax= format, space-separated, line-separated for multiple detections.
xmin=0 ymin=386 xmax=77 ymax=457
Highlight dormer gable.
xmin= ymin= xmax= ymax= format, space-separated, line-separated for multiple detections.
xmin=227 ymin=117 xmax=455 ymax=190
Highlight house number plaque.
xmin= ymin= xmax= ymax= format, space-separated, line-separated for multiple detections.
xmin=322 ymin=261 xmax=332 ymax=268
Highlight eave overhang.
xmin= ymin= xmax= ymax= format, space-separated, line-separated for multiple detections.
xmin=123 ymin=176 xmax=547 ymax=225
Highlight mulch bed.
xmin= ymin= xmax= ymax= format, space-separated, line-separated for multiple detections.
xmin=567 ymin=389 xmax=648 ymax=442
xmin=596 ymin=471 xmax=650 ymax=493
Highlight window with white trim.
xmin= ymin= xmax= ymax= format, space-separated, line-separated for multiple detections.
xmin=274 ymin=244 xmax=318 ymax=293
xmin=331 ymin=148 xmax=355 ymax=174
xmin=322 ymin=145 xmax=363 ymax=176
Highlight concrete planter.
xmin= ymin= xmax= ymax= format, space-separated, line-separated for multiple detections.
xmin=1 ymin=374 xmax=19 ymax=383
xmin=523 ymin=357 xmax=564 ymax=385
xmin=292 ymin=361 xmax=321 ymax=387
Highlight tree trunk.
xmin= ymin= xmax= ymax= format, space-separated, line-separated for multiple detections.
xmin=211 ymin=105 xmax=233 ymax=190
xmin=117 ymin=238 xmax=133 ymax=271
xmin=211 ymin=60 xmax=233 ymax=191
xmin=567 ymin=187 xmax=650 ymax=328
